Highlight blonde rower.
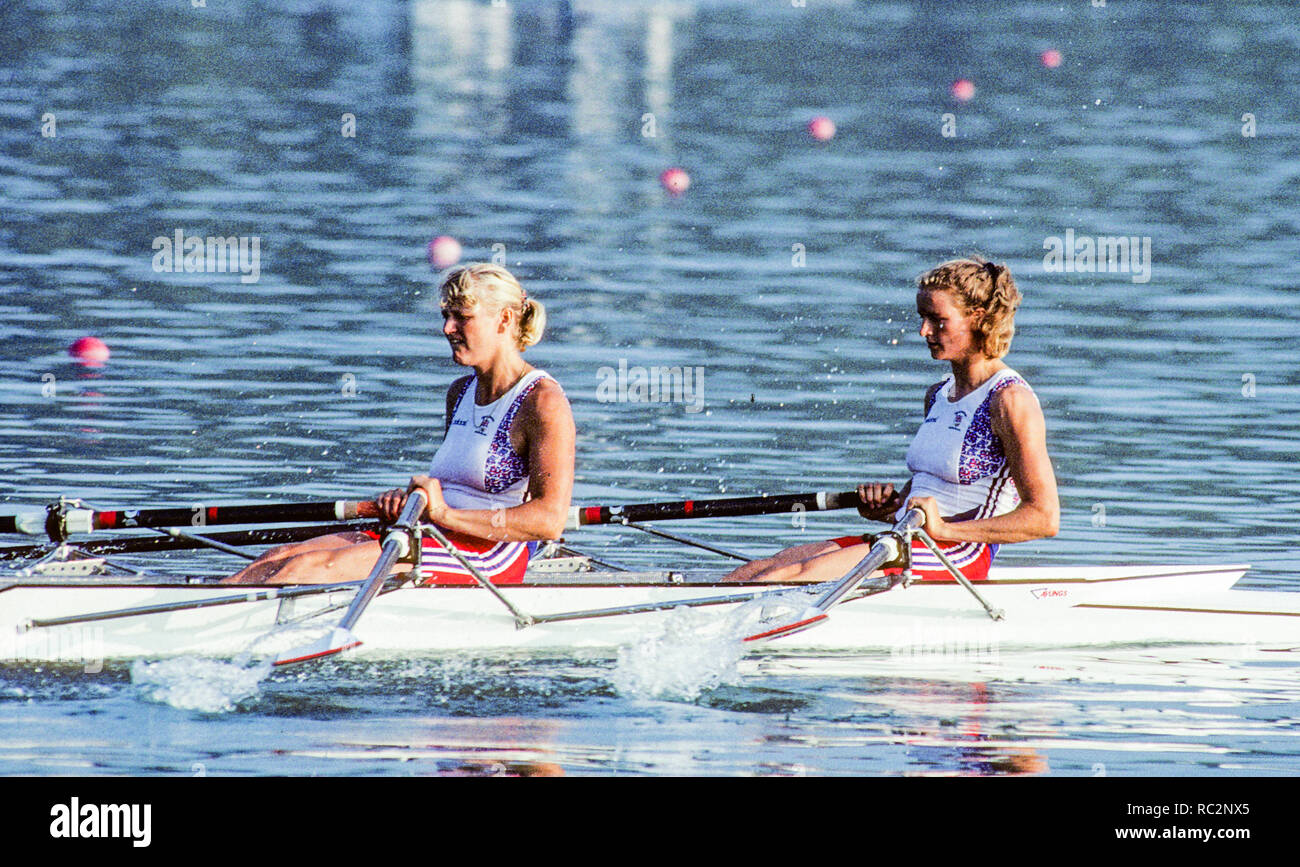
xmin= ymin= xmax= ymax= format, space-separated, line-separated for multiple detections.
xmin=224 ymin=264 xmax=575 ymax=586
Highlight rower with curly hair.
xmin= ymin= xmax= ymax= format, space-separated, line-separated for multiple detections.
xmin=726 ymin=257 xmax=1059 ymax=584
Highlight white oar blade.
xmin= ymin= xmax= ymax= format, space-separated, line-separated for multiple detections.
xmin=272 ymin=627 xmax=361 ymax=667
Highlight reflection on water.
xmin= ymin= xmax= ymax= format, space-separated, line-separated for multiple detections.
xmin=5 ymin=647 xmax=1297 ymax=776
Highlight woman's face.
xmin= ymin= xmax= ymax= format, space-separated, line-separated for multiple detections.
xmin=916 ymin=288 xmax=983 ymax=363
xmin=442 ymin=301 xmax=510 ymax=367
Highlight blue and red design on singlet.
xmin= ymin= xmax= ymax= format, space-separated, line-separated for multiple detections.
xmin=834 ymin=368 xmax=1035 ymax=582
xmin=412 ymin=369 xmax=556 ymax=586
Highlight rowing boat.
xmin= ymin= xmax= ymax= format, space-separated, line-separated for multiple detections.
xmin=2 ymin=493 xmax=1297 ymax=665
xmin=4 ymin=554 xmax=1297 ymax=663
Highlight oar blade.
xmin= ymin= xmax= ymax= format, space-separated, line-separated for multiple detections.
xmin=741 ymin=610 xmax=827 ymax=643
xmin=272 ymin=627 xmax=362 ymax=667
xmin=737 ymin=509 xmax=922 ymax=646
xmin=272 ymin=490 xmax=427 ymax=667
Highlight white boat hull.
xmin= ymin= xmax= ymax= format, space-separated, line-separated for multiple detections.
xmin=3 ymin=563 xmax=1298 ymax=664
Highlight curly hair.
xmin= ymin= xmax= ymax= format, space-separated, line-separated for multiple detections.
xmin=917 ymin=257 xmax=1021 ymax=358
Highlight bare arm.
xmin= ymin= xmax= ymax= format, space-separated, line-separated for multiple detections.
xmin=411 ymin=378 xmax=576 ymax=541
xmin=911 ymin=385 xmax=1059 ymax=544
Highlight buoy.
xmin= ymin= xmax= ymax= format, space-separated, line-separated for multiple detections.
xmin=807 ymin=116 xmax=836 ymax=141
xmin=427 ymin=236 xmax=462 ymax=269
xmin=69 ymin=336 xmax=110 ymax=366
xmin=659 ymin=167 xmax=690 ymax=196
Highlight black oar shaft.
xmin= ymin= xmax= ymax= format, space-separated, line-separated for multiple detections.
xmin=0 ymin=500 xmax=379 ymax=540
xmin=0 ymin=522 xmax=379 ymax=562
xmin=572 ymin=490 xmax=860 ymax=526
xmin=90 ymin=501 xmax=371 ymax=531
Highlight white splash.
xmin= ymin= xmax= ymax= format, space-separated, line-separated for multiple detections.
xmin=611 ymin=588 xmax=820 ymax=701
xmin=131 ymin=656 xmax=271 ymax=713
xmin=129 ymin=622 xmax=334 ymax=712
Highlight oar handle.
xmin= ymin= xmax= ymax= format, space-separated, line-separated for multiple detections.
xmin=567 ymin=490 xmax=862 ymax=528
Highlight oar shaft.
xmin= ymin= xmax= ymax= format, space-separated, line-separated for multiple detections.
xmin=0 ymin=521 xmax=379 ymax=561
xmin=336 ymin=491 xmax=427 ymax=633
xmin=0 ymin=513 xmax=45 ymax=536
xmin=0 ymin=500 xmax=381 ymax=539
xmin=569 ymin=490 xmax=860 ymax=528
xmin=88 ymin=501 xmax=377 ymax=532
xmin=22 ymin=581 xmax=365 ymax=630
xmin=813 ymin=508 xmax=924 ymax=611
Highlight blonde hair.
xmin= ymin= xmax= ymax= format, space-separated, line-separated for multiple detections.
xmin=440 ymin=263 xmax=546 ymax=350
xmin=917 ymin=256 xmax=1021 ymax=358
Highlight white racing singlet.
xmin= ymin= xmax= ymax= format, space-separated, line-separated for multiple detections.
xmin=421 ymin=369 xmax=555 ymax=584
xmin=898 ymin=367 xmax=1032 ymax=576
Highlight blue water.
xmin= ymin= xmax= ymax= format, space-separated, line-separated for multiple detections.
xmin=1 ymin=0 xmax=1299 ymax=776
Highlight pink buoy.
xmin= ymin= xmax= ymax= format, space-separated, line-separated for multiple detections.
xmin=807 ymin=116 xmax=836 ymax=141
xmin=659 ymin=167 xmax=690 ymax=197
xmin=69 ymin=336 xmax=110 ymax=366
xmin=427 ymin=235 xmax=462 ymax=269
xmin=951 ymin=79 xmax=975 ymax=102
xmin=1041 ymin=49 xmax=1062 ymax=69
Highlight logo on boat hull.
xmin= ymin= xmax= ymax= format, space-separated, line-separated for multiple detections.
xmin=1030 ymin=587 xmax=1069 ymax=599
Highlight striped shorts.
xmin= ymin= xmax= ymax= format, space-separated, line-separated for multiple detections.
xmin=830 ymin=534 xmax=997 ymax=582
xmin=365 ymin=527 xmax=535 ymax=586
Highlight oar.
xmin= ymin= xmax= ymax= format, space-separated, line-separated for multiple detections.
xmin=2 ymin=488 xmax=864 ymax=538
xmin=271 ymin=490 xmax=428 ymax=667
xmin=0 ymin=499 xmax=383 ymax=539
xmin=0 ymin=520 xmax=380 ymax=562
xmin=741 ymin=508 xmax=924 ymax=643
xmin=567 ymin=489 xmax=862 ymax=528
xmin=20 ymin=580 xmax=366 ymax=631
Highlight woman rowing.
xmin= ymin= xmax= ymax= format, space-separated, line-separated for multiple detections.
xmin=725 ymin=257 xmax=1058 ymax=584
xmin=224 ymin=263 xmax=575 ymax=585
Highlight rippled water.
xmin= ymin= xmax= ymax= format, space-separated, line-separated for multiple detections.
xmin=1 ymin=0 xmax=1299 ymax=776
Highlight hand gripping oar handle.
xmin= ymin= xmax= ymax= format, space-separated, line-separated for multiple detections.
xmin=742 ymin=508 xmax=924 ymax=643
xmin=272 ymin=490 xmax=427 ymax=666
xmin=567 ymin=490 xmax=862 ymax=529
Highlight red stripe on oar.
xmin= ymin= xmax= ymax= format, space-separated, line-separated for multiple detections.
xmin=207 ymin=507 xmax=219 ymax=523
xmin=683 ymin=500 xmax=694 ymax=516
xmin=742 ymin=613 xmax=827 ymax=643
xmin=583 ymin=506 xmax=603 ymax=524
xmin=97 ymin=511 xmax=120 ymax=529
xmin=272 ymin=639 xmax=361 ymax=667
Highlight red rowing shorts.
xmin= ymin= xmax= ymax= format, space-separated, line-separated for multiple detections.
xmin=362 ymin=527 xmax=534 ymax=585
xmin=830 ymin=534 xmax=995 ymax=582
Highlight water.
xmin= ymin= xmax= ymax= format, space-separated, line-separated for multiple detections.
xmin=1 ymin=0 xmax=1299 ymax=778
